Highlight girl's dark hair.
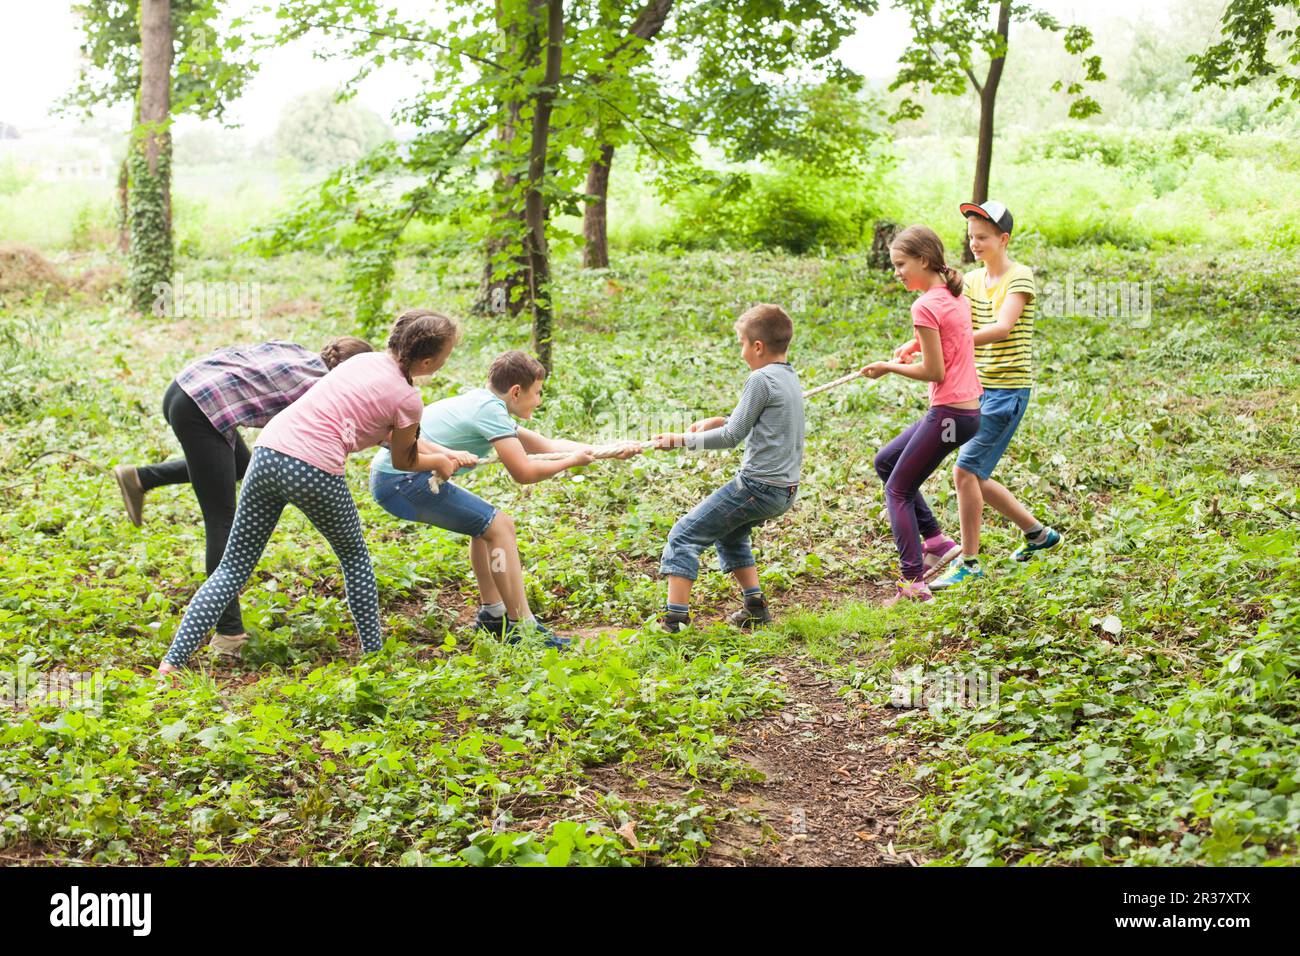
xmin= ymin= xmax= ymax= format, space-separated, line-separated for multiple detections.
xmin=387 ymin=309 xmax=462 ymax=383
xmin=891 ymin=225 xmax=964 ymax=297
xmin=319 ymin=336 xmax=373 ymax=370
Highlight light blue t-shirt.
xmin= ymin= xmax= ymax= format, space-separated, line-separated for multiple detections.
xmin=371 ymin=387 xmax=518 ymax=476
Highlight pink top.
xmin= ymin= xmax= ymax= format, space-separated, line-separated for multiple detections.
xmin=257 ymin=352 xmax=424 ymax=475
xmin=911 ymin=286 xmax=983 ymax=407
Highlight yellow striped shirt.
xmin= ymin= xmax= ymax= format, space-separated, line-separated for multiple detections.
xmin=964 ymin=262 xmax=1037 ymax=389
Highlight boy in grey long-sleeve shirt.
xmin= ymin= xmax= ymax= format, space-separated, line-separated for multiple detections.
xmin=652 ymin=304 xmax=805 ymax=631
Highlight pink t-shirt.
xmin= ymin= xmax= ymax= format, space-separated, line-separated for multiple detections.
xmin=911 ymin=287 xmax=983 ymax=407
xmin=256 ymin=352 xmax=423 ymax=475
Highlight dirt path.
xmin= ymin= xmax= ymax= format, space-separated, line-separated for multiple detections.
xmin=701 ymin=659 xmax=924 ymax=866
xmin=583 ymin=656 xmax=925 ymax=867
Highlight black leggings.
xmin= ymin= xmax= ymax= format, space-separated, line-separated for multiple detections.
xmin=137 ymin=380 xmax=251 ymax=636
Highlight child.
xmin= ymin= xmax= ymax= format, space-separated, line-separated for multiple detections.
xmin=155 ymin=310 xmax=461 ymax=678
xmin=370 ymin=350 xmax=639 ymax=649
xmin=653 ymin=304 xmax=804 ymax=631
xmin=114 ymin=336 xmax=372 ymax=658
xmin=863 ymin=225 xmax=982 ymax=604
xmin=921 ymin=202 xmax=1061 ymax=591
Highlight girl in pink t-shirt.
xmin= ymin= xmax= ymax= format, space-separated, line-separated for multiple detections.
xmin=861 ymin=226 xmax=983 ymax=604
xmin=157 ymin=310 xmax=463 ymax=677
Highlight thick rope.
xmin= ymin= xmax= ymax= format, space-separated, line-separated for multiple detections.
xmin=424 ymin=368 xmax=874 ymax=493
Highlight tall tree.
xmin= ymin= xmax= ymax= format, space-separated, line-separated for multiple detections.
xmin=59 ymin=1 xmax=255 ymax=270
xmin=576 ymin=0 xmax=876 ymax=270
xmin=890 ymin=0 xmax=1104 ymax=260
xmin=130 ymin=0 xmax=174 ymax=314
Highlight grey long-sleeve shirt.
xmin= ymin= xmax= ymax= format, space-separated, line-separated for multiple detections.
xmin=690 ymin=362 xmax=805 ymax=486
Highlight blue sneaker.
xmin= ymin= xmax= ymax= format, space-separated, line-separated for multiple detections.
xmin=1011 ymin=527 xmax=1062 ymax=562
xmin=474 ymin=608 xmax=507 ymax=637
xmin=504 ymin=618 xmax=571 ymax=651
xmin=930 ymin=560 xmax=983 ymax=592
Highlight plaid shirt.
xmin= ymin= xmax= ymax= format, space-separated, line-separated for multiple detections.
xmin=176 ymin=341 xmax=327 ymax=447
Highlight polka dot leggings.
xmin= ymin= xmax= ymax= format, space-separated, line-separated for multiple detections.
xmin=163 ymin=447 xmax=382 ymax=666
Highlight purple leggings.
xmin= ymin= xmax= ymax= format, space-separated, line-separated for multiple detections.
xmin=874 ymin=405 xmax=981 ymax=580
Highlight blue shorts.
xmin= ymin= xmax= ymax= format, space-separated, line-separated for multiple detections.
xmin=954 ymin=387 xmax=1032 ymax=480
xmin=369 ymin=467 xmax=498 ymax=538
xmin=659 ymin=474 xmax=798 ymax=581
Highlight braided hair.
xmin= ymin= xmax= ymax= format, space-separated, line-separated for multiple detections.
xmin=318 ymin=336 xmax=373 ymax=370
xmin=387 ymin=309 xmax=462 ymax=383
xmin=890 ymin=225 xmax=964 ymax=297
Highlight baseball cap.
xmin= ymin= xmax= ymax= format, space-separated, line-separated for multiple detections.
xmin=960 ymin=200 xmax=1013 ymax=235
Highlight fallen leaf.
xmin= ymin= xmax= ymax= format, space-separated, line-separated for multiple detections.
xmin=616 ymin=821 xmax=639 ymax=849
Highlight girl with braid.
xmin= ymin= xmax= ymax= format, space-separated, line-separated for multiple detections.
xmin=155 ymin=310 xmax=462 ymax=678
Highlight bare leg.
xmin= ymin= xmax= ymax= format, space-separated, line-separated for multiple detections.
xmin=473 ymin=512 xmax=532 ymax=620
xmin=954 ymin=466 xmax=985 ymax=557
xmin=667 ymin=575 xmax=693 ymax=607
xmin=730 ymin=566 xmax=760 ymax=593
xmin=979 ymin=477 xmax=1039 ymax=532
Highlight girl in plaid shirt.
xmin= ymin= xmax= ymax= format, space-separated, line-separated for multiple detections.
xmin=116 ymin=337 xmax=372 ymax=657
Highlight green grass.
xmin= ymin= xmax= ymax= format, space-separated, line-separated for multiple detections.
xmin=1 ymin=241 xmax=1298 ymax=865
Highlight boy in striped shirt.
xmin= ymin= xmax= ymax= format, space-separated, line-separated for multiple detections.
xmin=915 ymin=202 xmax=1061 ymax=589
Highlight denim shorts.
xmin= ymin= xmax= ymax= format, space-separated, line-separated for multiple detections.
xmin=659 ymin=473 xmax=798 ymax=580
xmin=369 ymin=467 xmax=498 ymax=538
xmin=954 ymin=387 xmax=1031 ymax=480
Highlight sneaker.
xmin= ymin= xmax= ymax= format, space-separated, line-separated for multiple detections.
xmin=209 ymin=633 xmax=248 ymax=659
xmin=113 ymin=464 xmax=144 ymax=527
xmin=504 ymin=618 xmax=571 ymax=650
xmin=930 ymin=561 xmax=984 ymax=592
xmin=727 ymin=594 xmax=773 ymax=629
xmin=473 ymin=607 xmax=507 ymax=638
xmin=1011 ymin=527 xmax=1062 ymax=562
xmin=883 ymin=579 xmax=933 ymax=607
xmin=659 ymin=609 xmax=691 ymax=634
xmin=922 ymin=536 xmax=961 ymax=581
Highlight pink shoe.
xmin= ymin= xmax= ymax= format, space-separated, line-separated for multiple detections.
xmin=884 ymin=579 xmax=933 ymax=606
xmin=922 ymin=536 xmax=961 ymax=581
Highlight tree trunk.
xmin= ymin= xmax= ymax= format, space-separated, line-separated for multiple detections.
xmin=476 ymin=102 xmax=530 ymax=318
xmin=525 ymin=0 xmax=563 ymax=370
xmin=116 ymin=156 xmax=130 ymax=253
xmin=965 ymin=0 xmax=1010 ymax=263
xmin=580 ymin=0 xmax=673 ymax=269
xmin=581 ymin=144 xmax=614 ymax=269
xmin=128 ymin=0 xmax=173 ymax=313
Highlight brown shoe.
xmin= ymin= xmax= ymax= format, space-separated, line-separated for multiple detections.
xmin=113 ymin=464 xmax=144 ymax=527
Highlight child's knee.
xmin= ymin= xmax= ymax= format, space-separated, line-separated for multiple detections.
xmin=873 ymin=450 xmax=893 ymax=481
xmin=483 ymin=510 xmax=515 ymax=540
xmin=954 ymin=465 xmax=980 ymax=488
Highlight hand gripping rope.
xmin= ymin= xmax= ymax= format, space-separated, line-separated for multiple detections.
xmin=425 ymin=367 xmax=878 ymax=493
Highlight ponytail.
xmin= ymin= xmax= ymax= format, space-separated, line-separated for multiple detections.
xmin=891 ymin=225 xmax=963 ymax=297
xmin=319 ymin=335 xmax=373 ymax=370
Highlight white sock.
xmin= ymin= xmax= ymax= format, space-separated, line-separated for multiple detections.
xmin=481 ymin=601 xmax=506 ymax=618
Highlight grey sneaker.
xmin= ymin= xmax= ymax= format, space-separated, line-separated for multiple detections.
xmin=113 ymin=464 xmax=144 ymax=527
xmin=727 ymin=594 xmax=773 ymax=629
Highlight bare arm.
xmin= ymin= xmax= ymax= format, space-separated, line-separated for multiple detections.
xmin=972 ymin=291 xmax=1028 ymax=346
xmin=494 ymin=434 xmax=593 ymax=484
xmin=389 ymin=423 xmax=455 ymax=478
xmin=516 ymin=426 xmax=583 ymax=455
xmin=862 ymin=326 xmax=947 ymax=383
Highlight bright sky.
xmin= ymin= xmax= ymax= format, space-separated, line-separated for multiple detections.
xmin=0 ymin=0 xmax=1181 ymax=140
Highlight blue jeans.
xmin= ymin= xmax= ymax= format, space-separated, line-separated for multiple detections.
xmin=955 ymin=387 xmax=1031 ymax=480
xmin=660 ymin=474 xmax=798 ymax=580
xmin=369 ymin=468 xmax=498 ymax=538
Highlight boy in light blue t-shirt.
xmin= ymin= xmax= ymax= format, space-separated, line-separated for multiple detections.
xmin=370 ymin=350 xmax=641 ymax=648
